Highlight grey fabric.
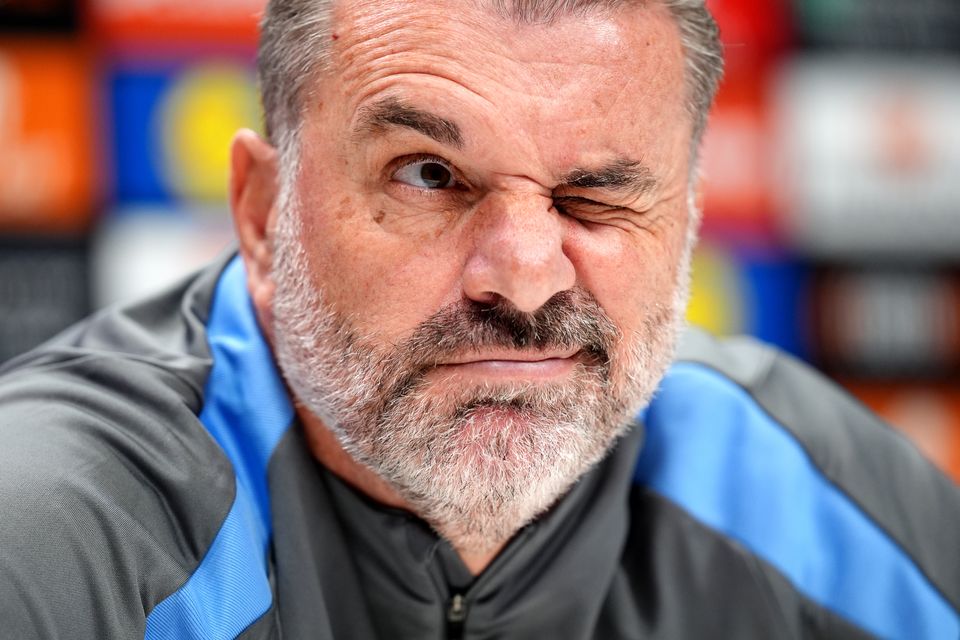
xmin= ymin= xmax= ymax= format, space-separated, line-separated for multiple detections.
xmin=617 ymin=490 xmax=876 ymax=640
xmin=677 ymin=330 xmax=960 ymax=612
xmin=267 ymin=425 xmax=377 ymax=640
xmin=266 ymin=413 xmax=885 ymax=640
xmin=267 ymin=422 xmax=646 ymax=640
xmin=0 ymin=258 xmax=234 ymax=639
xmin=236 ymin=587 xmax=281 ymax=639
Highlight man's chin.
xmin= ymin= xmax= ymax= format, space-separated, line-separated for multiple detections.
xmin=365 ymin=397 xmax=619 ymax=551
xmin=446 ymin=404 xmax=558 ymax=469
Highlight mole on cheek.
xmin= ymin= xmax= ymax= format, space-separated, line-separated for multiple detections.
xmin=374 ymin=210 xmax=386 ymax=224
xmin=335 ymin=196 xmax=352 ymax=220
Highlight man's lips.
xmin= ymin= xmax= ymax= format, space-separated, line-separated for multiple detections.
xmin=429 ymin=349 xmax=583 ymax=381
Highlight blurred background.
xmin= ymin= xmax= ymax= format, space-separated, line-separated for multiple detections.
xmin=1 ymin=0 xmax=958 ymax=481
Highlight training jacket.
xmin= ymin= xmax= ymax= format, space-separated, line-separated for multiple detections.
xmin=1 ymin=253 xmax=958 ymax=640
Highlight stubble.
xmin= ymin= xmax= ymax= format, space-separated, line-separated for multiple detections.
xmin=270 ymin=198 xmax=688 ymax=554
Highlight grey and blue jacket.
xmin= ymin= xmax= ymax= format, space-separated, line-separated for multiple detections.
xmin=1 ymin=253 xmax=958 ymax=639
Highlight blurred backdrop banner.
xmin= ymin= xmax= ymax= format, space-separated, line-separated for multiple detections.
xmin=1 ymin=0 xmax=958 ymax=481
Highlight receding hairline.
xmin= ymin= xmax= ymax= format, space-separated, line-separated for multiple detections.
xmin=317 ymin=0 xmax=658 ymax=75
xmin=258 ymin=0 xmax=722 ymax=168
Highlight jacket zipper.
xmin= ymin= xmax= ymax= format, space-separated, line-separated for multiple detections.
xmin=446 ymin=593 xmax=467 ymax=640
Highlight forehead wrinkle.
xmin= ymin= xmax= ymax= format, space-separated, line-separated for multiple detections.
xmin=332 ymin=2 xmax=627 ymax=101
xmin=333 ymin=1 xmax=506 ymax=82
xmin=353 ymin=96 xmax=465 ymax=149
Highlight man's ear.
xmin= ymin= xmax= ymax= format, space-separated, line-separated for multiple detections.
xmin=230 ymin=128 xmax=280 ymax=337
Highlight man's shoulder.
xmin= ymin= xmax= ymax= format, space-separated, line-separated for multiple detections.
xmin=669 ymin=327 xmax=892 ymax=458
xmin=631 ymin=327 xmax=960 ymax=639
xmin=0 ymin=258 xmax=239 ymax=639
xmin=662 ymin=327 xmax=955 ymax=511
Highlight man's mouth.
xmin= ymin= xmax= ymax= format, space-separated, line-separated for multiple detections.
xmin=429 ymin=349 xmax=583 ymax=381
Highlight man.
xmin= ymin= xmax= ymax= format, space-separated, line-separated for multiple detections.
xmin=1 ymin=0 xmax=958 ymax=638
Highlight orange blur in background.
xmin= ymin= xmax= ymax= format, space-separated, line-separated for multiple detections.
xmin=0 ymin=40 xmax=98 ymax=232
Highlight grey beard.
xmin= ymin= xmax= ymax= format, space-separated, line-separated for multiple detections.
xmin=270 ymin=206 xmax=686 ymax=554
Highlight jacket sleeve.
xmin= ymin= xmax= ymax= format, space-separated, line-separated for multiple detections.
xmin=666 ymin=329 xmax=960 ymax=638
xmin=0 ymin=356 xmax=234 ymax=639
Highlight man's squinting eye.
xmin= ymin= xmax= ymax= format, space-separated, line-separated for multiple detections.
xmin=553 ymin=196 xmax=616 ymax=217
xmin=392 ymin=158 xmax=457 ymax=189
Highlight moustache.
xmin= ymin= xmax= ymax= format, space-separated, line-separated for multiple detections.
xmin=392 ymin=288 xmax=621 ymax=378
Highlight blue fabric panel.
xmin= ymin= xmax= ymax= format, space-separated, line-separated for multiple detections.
xmin=143 ymin=490 xmax=271 ymax=638
xmin=635 ymin=363 xmax=959 ymax=640
xmin=109 ymin=67 xmax=172 ymax=204
xmin=145 ymin=256 xmax=294 ymax=639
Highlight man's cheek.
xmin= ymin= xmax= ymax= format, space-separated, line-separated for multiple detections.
xmin=366 ymin=198 xmax=464 ymax=240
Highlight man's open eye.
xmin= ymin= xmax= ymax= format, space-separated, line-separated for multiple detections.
xmin=392 ymin=158 xmax=456 ymax=189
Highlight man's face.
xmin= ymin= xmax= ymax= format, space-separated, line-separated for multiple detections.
xmin=270 ymin=0 xmax=694 ymax=551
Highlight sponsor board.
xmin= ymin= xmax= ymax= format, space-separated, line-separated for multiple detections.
xmin=87 ymin=0 xmax=263 ymax=44
xmin=813 ymin=268 xmax=960 ymax=377
xmin=687 ymin=241 xmax=810 ymax=359
xmin=844 ymin=381 xmax=960 ymax=484
xmin=91 ymin=209 xmax=235 ymax=308
xmin=699 ymin=76 xmax=777 ymax=242
xmin=0 ymin=40 xmax=98 ymax=231
xmin=0 ymin=239 xmax=90 ymax=364
xmin=794 ymin=0 xmax=960 ymax=50
xmin=108 ymin=56 xmax=260 ymax=207
xmin=773 ymin=57 xmax=960 ymax=258
xmin=0 ymin=0 xmax=77 ymax=32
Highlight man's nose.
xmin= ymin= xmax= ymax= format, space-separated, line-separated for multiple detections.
xmin=461 ymin=192 xmax=576 ymax=313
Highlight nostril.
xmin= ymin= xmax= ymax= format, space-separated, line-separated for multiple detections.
xmin=470 ymin=291 xmax=501 ymax=306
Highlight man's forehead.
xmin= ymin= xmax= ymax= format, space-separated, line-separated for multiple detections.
xmin=308 ymin=0 xmax=691 ymax=185
xmin=333 ymin=0 xmax=627 ymax=26
xmin=325 ymin=0 xmax=685 ymax=113
xmin=329 ymin=0 xmax=678 ymax=71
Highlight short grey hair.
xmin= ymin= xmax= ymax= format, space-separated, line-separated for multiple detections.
xmin=258 ymin=0 xmax=723 ymax=168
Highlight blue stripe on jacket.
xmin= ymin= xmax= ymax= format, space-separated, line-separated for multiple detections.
xmin=635 ymin=362 xmax=959 ymax=639
xmin=145 ymin=257 xmax=294 ymax=639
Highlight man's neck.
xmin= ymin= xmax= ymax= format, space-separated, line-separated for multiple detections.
xmin=298 ymin=407 xmax=504 ymax=574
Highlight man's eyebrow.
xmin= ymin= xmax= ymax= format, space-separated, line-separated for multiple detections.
xmin=353 ymin=97 xmax=464 ymax=149
xmin=560 ymin=159 xmax=659 ymax=198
